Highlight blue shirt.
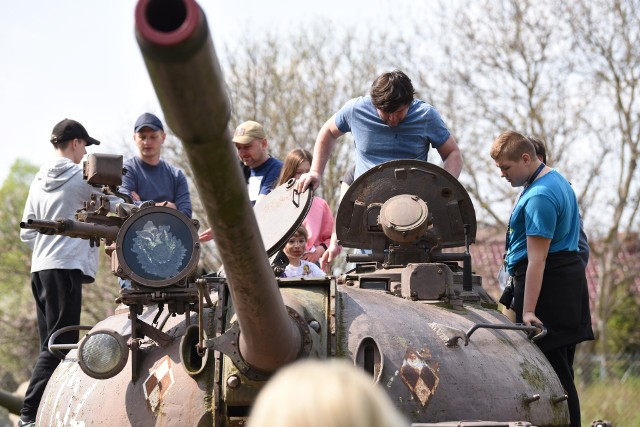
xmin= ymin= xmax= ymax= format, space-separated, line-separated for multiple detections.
xmin=335 ymin=96 xmax=451 ymax=179
xmin=248 ymin=156 xmax=283 ymax=204
xmin=121 ymin=157 xmax=192 ymax=217
xmin=506 ymin=170 xmax=580 ymax=274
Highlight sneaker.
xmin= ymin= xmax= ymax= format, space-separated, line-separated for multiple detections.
xmin=18 ymin=419 xmax=35 ymax=427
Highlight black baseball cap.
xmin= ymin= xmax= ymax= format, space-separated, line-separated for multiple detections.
xmin=134 ymin=113 xmax=164 ymax=132
xmin=50 ymin=119 xmax=100 ymax=146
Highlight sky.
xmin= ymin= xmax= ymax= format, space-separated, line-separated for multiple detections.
xmin=0 ymin=0 xmax=404 ymax=183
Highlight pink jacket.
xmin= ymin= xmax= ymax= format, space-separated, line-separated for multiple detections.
xmin=303 ymin=197 xmax=334 ymax=252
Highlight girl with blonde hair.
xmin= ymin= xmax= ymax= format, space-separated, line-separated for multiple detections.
xmin=248 ymin=359 xmax=409 ymax=427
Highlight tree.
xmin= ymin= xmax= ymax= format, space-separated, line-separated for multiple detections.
xmin=0 ymin=159 xmax=120 ymax=393
xmin=0 ymin=160 xmax=40 ymax=388
xmin=561 ymin=0 xmax=640 ymax=367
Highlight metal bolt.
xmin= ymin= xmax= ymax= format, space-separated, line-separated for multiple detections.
xmin=552 ymin=394 xmax=568 ymax=403
xmin=309 ymin=320 xmax=321 ymax=332
xmin=523 ymin=394 xmax=540 ymax=404
xmin=227 ymin=375 xmax=240 ymax=389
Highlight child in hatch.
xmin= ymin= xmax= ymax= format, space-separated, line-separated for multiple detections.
xmin=281 ymin=226 xmax=325 ymax=278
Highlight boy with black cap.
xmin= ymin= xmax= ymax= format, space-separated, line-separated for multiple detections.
xmin=18 ymin=118 xmax=104 ymax=427
xmin=120 ymin=112 xmax=192 ymax=217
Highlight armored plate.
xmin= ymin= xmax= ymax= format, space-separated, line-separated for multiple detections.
xmin=254 ymin=178 xmax=313 ymax=256
xmin=336 ymin=159 xmax=476 ymax=250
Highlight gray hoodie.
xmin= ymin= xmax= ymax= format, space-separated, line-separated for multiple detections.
xmin=20 ymin=157 xmax=103 ymax=282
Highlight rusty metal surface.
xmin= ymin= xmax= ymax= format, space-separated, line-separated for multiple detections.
xmin=218 ymin=279 xmax=331 ymax=422
xmin=336 ymin=160 xmax=476 ymax=250
xmin=336 ymin=285 xmax=569 ymax=425
xmin=36 ymin=303 xmax=217 ymax=426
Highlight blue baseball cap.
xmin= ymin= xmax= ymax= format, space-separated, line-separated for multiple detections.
xmin=134 ymin=113 xmax=164 ymax=132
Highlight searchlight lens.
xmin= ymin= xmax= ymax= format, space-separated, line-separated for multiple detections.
xmin=78 ymin=330 xmax=128 ymax=379
xmin=116 ymin=207 xmax=200 ymax=288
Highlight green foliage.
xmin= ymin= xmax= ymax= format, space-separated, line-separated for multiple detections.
xmin=606 ymin=284 xmax=640 ymax=355
xmin=0 ymin=159 xmax=121 ymax=393
xmin=0 ymin=159 xmax=40 ymax=389
xmin=579 ymin=376 xmax=640 ymax=427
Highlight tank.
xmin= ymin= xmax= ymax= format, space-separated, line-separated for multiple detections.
xmin=13 ymin=0 xmax=571 ymax=425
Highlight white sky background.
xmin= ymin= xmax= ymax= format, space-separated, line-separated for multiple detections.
xmin=0 ymin=0 xmax=408 ymax=183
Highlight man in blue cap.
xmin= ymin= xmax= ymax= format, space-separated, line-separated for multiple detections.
xmin=120 ymin=112 xmax=192 ymax=217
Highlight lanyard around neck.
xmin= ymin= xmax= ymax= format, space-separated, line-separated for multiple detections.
xmin=527 ymin=162 xmax=546 ymax=187
xmin=505 ymin=162 xmax=546 ymax=252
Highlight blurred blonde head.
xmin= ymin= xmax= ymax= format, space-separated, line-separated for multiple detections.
xmin=247 ymin=359 xmax=409 ymax=427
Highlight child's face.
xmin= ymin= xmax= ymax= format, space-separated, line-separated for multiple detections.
xmin=283 ymin=233 xmax=306 ymax=260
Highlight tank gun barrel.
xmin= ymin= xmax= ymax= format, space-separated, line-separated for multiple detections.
xmin=135 ymin=0 xmax=301 ymax=372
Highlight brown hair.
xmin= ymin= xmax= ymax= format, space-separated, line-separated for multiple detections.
xmin=370 ymin=70 xmax=416 ymax=113
xmin=526 ymin=136 xmax=548 ymax=163
xmin=277 ymin=148 xmax=313 ymax=186
xmin=490 ymin=130 xmax=536 ymax=162
xmin=291 ymin=226 xmax=308 ymax=241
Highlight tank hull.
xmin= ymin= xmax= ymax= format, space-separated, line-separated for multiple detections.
xmin=36 ymin=305 xmax=216 ymax=427
xmin=338 ymin=286 xmax=569 ymax=425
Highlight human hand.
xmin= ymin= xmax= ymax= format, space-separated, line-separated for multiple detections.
xmin=303 ymin=246 xmax=325 ymax=263
xmin=130 ymin=191 xmax=141 ymax=201
xmin=199 ymin=227 xmax=214 ymax=242
xmin=156 ymin=201 xmax=177 ymax=209
xmin=295 ymin=171 xmax=321 ymax=193
xmin=320 ymin=243 xmax=342 ymax=272
xmin=522 ymin=311 xmax=541 ymax=327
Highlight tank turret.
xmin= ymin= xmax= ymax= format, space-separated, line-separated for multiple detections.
xmin=16 ymin=0 xmax=572 ymax=425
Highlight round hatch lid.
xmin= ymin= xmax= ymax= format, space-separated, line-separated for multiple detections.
xmin=254 ymin=178 xmax=314 ymax=256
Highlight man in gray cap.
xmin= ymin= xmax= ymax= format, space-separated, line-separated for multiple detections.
xmin=198 ymin=120 xmax=282 ymax=242
xmin=120 ymin=112 xmax=192 ymax=217
xmin=233 ymin=120 xmax=283 ymax=204
xmin=19 ymin=119 xmax=104 ymax=427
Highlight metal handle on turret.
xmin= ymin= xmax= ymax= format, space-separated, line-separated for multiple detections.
xmin=465 ymin=322 xmax=547 ymax=343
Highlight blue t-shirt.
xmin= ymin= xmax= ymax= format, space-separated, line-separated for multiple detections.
xmin=335 ymin=96 xmax=451 ymax=179
xmin=121 ymin=157 xmax=192 ymax=217
xmin=248 ymin=156 xmax=283 ymax=204
xmin=506 ymin=170 xmax=580 ymax=274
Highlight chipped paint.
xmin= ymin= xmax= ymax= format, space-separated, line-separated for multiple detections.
xmin=399 ymin=348 xmax=440 ymax=407
xmin=143 ymin=355 xmax=175 ymax=414
xmin=386 ymin=369 xmax=399 ymax=389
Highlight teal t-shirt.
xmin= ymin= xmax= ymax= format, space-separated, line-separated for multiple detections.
xmin=506 ymin=169 xmax=580 ymax=274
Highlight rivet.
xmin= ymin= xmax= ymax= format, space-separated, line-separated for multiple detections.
xmin=227 ymin=375 xmax=240 ymax=389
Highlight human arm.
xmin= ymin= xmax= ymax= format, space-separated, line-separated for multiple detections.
xmin=19 ymin=195 xmax=37 ymax=249
xmin=320 ymin=231 xmax=342 ymax=272
xmin=173 ymin=170 xmax=192 ymax=217
xmin=436 ymin=135 xmax=463 ymax=179
xmin=199 ymin=227 xmax=214 ymax=242
xmin=302 ymin=198 xmax=334 ymax=264
xmin=296 ymin=114 xmax=345 ymax=192
xmin=522 ymin=235 xmax=551 ymax=326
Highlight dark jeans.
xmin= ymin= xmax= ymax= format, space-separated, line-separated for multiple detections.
xmin=543 ymin=345 xmax=580 ymax=427
xmin=21 ymin=269 xmax=82 ymax=422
